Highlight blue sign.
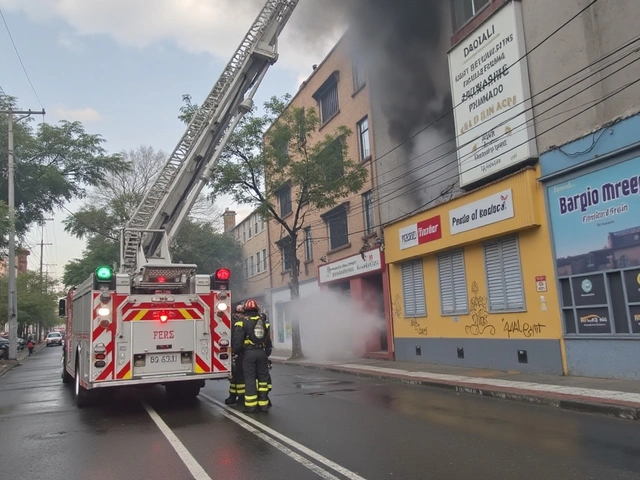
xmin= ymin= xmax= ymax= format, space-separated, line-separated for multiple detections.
xmin=547 ymin=156 xmax=640 ymax=275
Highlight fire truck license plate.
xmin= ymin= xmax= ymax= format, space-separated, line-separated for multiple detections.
xmin=148 ymin=354 xmax=178 ymax=364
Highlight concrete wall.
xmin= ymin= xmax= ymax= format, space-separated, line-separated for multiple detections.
xmin=522 ymin=0 xmax=640 ymax=153
xmin=565 ymin=339 xmax=640 ymax=380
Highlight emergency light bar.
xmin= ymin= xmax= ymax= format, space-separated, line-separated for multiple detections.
xmin=134 ymin=264 xmax=197 ymax=288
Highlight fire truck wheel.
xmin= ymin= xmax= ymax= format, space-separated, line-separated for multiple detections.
xmin=74 ymin=361 xmax=92 ymax=408
xmin=61 ymin=356 xmax=72 ymax=384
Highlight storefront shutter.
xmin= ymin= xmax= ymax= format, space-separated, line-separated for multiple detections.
xmin=438 ymin=250 xmax=468 ymax=315
xmin=484 ymin=235 xmax=525 ymax=311
xmin=501 ymin=236 xmax=525 ymax=310
xmin=401 ymin=259 xmax=426 ymax=317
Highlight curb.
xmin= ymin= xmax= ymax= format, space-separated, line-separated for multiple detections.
xmin=270 ymin=358 xmax=640 ymax=422
xmin=0 ymin=342 xmax=49 ymax=379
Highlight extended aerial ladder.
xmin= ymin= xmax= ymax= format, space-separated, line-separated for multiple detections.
xmin=121 ymin=0 xmax=299 ymax=282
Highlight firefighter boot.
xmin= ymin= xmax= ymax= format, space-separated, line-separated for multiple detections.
xmin=224 ymin=394 xmax=237 ymax=405
xmin=243 ymin=406 xmax=257 ymax=413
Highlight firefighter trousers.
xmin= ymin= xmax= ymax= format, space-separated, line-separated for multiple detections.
xmin=228 ymin=351 xmax=245 ymax=397
xmin=242 ymin=347 xmax=270 ymax=411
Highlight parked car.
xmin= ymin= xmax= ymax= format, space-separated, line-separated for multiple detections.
xmin=46 ymin=332 xmax=63 ymax=347
xmin=0 ymin=343 xmax=7 ymax=360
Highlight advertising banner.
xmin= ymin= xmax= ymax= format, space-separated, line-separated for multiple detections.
xmin=448 ymin=1 xmax=536 ymax=187
xmin=547 ymin=157 xmax=640 ymax=276
xmin=399 ymin=215 xmax=442 ymax=250
xmin=449 ymin=189 xmax=514 ymax=235
xmin=318 ymin=248 xmax=383 ymax=284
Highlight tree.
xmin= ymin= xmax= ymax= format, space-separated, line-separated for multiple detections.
xmin=62 ymin=145 xmax=240 ymax=287
xmin=0 ymin=271 xmax=58 ymax=336
xmin=0 ymin=95 xmax=127 ymax=247
xmin=193 ymin=94 xmax=368 ymax=359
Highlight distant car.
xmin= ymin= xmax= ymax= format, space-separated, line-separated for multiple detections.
xmin=46 ymin=332 xmax=63 ymax=347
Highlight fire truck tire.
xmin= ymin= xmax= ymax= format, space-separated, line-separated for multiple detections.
xmin=61 ymin=355 xmax=72 ymax=384
xmin=74 ymin=360 xmax=91 ymax=408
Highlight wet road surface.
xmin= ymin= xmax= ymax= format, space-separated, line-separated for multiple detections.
xmin=1 ymin=347 xmax=639 ymax=480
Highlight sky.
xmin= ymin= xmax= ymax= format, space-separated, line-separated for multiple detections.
xmin=0 ymin=0 xmax=344 ymax=281
xmin=547 ymin=156 xmax=640 ymax=259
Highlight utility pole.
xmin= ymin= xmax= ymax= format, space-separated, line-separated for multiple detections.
xmin=2 ymin=108 xmax=45 ymax=360
xmin=39 ymin=219 xmax=53 ymax=280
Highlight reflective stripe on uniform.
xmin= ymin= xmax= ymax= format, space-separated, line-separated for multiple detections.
xmin=244 ymin=394 xmax=258 ymax=407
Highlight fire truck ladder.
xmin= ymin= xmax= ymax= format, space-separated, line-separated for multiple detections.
xmin=121 ymin=0 xmax=299 ymax=274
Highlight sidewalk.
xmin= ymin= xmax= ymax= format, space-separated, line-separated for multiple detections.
xmin=0 ymin=341 xmax=48 ymax=378
xmin=270 ymin=349 xmax=640 ymax=421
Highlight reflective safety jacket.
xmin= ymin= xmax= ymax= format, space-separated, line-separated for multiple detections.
xmin=232 ymin=314 xmax=272 ymax=356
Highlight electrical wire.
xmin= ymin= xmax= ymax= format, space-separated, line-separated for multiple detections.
xmin=0 ymin=7 xmax=44 ymax=109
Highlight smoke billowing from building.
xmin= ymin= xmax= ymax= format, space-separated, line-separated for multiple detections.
xmin=346 ymin=1 xmax=455 ymax=146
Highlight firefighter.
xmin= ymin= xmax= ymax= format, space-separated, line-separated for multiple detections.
xmin=232 ymin=299 xmax=272 ymax=413
xmin=225 ymin=304 xmax=246 ymax=405
xmin=261 ymin=311 xmax=273 ymax=406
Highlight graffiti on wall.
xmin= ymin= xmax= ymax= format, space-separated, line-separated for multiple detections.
xmin=465 ymin=281 xmax=496 ymax=336
xmin=392 ymin=294 xmax=403 ymax=320
xmin=502 ymin=319 xmax=546 ymax=338
xmin=410 ymin=318 xmax=428 ymax=336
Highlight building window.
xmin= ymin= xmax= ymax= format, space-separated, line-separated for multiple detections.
xmin=249 ymin=256 xmax=255 ymax=276
xmin=357 ymin=116 xmax=370 ymax=161
xmin=262 ymin=248 xmax=267 ymax=271
xmin=248 ymin=223 xmax=252 ymax=238
xmin=437 ymin=250 xmax=468 ymax=315
xmin=325 ymin=206 xmax=349 ymax=250
xmin=401 ymin=259 xmax=427 ymax=317
xmin=362 ymin=191 xmax=375 ymax=235
xmin=451 ymin=0 xmax=490 ymax=31
xmin=254 ymin=216 xmax=259 ymax=235
xmin=278 ymin=185 xmax=292 ymax=217
xmin=261 ymin=216 xmax=265 ymax=231
xmin=484 ymin=235 xmax=526 ymax=311
xmin=314 ymin=76 xmax=339 ymax=124
xmin=304 ymin=227 xmax=313 ymax=261
xmin=278 ymin=237 xmax=293 ymax=271
xmin=256 ymin=251 xmax=262 ymax=274
xmin=244 ymin=258 xmax=249 ymax=279
xmin=352 ymin=58 xmax=366 ymax=91
xmin=242 ymin=223 xmax=246 ymax=243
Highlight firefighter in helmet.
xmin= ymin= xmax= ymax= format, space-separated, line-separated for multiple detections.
xmin=225 ymin=303 xmax=246 ymax=405
xmin=260 ymin=311 xmax=273 ymax=406
xmin=231 ymin=299 xmax=272 ymax=413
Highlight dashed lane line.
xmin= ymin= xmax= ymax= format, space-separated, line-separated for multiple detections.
xmin=201 ymin=393 xmax=369 ymax=480
xmin=142 ymin=401 xmax=213 ymax=480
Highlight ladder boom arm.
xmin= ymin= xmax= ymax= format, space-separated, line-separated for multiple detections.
xmin=121 ymin=0 xmax=299 ymax=273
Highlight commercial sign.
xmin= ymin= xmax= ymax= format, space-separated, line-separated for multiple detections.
xmin=547 ymin=157 xmax=640 ymax=275
xmin=318 ymin=248 xmax=383 ymax=284
xmin=448 ymin=1 xmax=536 ymax=187
xmin=398 ymin=215 xmax=442 ymax=250
xmin=449 ymin=189 xmax=514 ymax=235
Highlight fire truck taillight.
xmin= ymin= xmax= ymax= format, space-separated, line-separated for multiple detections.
xmin=215 ymin=268 xmax=231 ymax=281
xmin=220 ymin=339 xmax=229 ymax=347
xmin=157 ymin=276 xmax=167 ymax=283
xmin=159 ymin=313 xmax=169 ymax=323
xmin=217 ymin=302 xmax=228 ymax=312
xmin=97 ymin=307 xmax=110 ymax=317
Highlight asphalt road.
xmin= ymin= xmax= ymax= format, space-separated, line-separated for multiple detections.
xmin=1 ymin=347 xmax=639 ymax=480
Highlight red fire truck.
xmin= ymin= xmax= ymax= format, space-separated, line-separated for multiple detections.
xmin=58 ymin=0 xmax=299 ymax=407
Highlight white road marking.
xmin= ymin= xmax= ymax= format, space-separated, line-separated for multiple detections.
xmin=201 ymin=393 xmax=369 ymax=480
xmin=142 ymin=402 xmax=213 ymax=480
xmin=209 ymin=401 xmax=341 ymax=480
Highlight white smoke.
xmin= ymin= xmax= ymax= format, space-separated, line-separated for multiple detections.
xmin=289 ymin=288 xmax=386 ymax=362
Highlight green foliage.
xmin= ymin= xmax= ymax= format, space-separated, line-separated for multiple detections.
xmin=171 ymin=220 xmax=244 ymax=291
xmin=207 ymin=94 xmax=368 ymax=230
xmin=0 ymin=95 xmax=127 ymax=245
xmin=178 ymin=94 xmax=200 ymax=125
xmin=62 ymin=145 xmax=242 ymax=288
xmin=0 ymin=271 xmax=58 ymax=329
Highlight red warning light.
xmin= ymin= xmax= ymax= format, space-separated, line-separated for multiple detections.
xmin=157 ymin=276 xmax=167 ymax=283
xmin=215 ymin=268 xmax=231 ymax=281
xmin=160 ymin=314 xmax=168 ymax=323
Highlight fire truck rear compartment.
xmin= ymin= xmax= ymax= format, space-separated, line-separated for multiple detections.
xmin=129 ymin=318 xmax=199 ymax=376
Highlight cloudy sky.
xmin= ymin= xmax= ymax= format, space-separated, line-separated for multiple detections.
xmin=0 ymin=0 xmax=344 ymax=281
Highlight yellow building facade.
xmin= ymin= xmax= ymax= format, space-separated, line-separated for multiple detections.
xmin=384 ymin=166 xmax=565 ymax=374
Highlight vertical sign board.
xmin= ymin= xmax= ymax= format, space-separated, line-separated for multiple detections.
xmin=448 ymin=1 xmax=537 ymax=187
